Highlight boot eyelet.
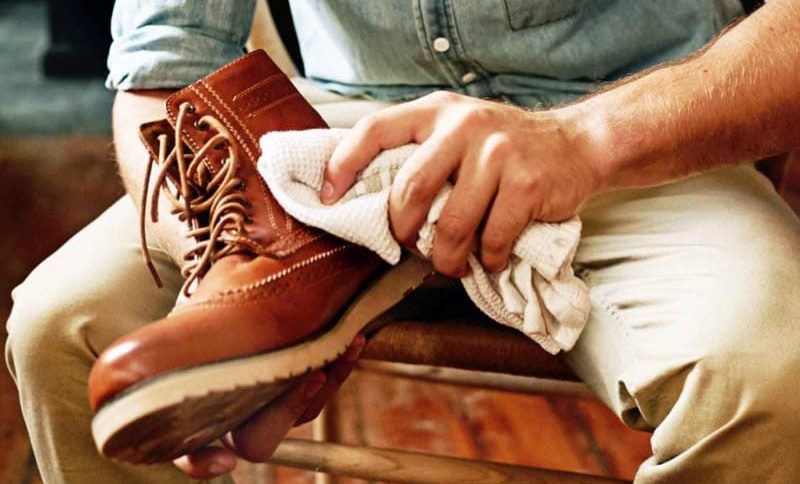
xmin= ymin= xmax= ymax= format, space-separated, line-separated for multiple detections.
xmin=183 ymin=102 xmax=196 ymax=113
xmin=236 ymin=180 xmax=246 ymax=190
xmin=244 ymin=215 xmax=253 ymax=224
xmin=194 ymin=119 xmax=209 ymax=131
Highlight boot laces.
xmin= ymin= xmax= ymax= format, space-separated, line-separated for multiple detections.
xmin=140 ymin=102 xmax=250 ymax=296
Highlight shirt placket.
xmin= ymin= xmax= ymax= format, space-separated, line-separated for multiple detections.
xmin=414 ymin=0 xmax=492 ymax=98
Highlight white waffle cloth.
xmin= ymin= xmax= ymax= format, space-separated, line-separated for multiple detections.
xmin=257 ymin=129 xmax=590 ymax=354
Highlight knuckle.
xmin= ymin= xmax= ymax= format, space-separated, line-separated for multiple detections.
xmin=481 ymin=231 xmax=509 ymax=254
xmin=390 ymin=215 xmax=422 ymax=248
xmin=397 ymin=170 xmax=432 ymax=206
xmin=432 ymin=254 xmax=464 ymax=278
xmin=428 ymin=90 xmax=458 ymax=104
xmin=509 ymin=173 xmax=540 ymax=194
xmin=356 ymin=114 xmax=382 ymax=137
xmin=481 ymin=252 xmax=508 ymax=273
xmin=389 ymin=216 xmax=420 ymax=249
xmin=436 ymin=212 xmax=470 ymax=242
xmin=390 ymin=216 xmax=418 ymax=246
xmin=484 ymin=133 xmax=513 ymax=159
xmin=458 ymin=106 xmax=492 ymax=129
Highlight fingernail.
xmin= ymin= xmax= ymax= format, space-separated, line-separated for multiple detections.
xmin=345 ymin=335 xmax=367 ymax=362
xmin=305 ymin=372 xmax=327 ymax=398
xmin=320 ymin=181 xmax=335 ymax=204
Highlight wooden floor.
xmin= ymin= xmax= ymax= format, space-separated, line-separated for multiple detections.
xmin=229 ymin=370 xmax=652 ymax=483
xmin=0 ymin=137 xmax=652 ymax=483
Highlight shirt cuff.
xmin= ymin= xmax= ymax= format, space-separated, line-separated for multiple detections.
xmin=106 ymin=25 xmax=248 ymax=90
xmin=106 ymin=0 xmax=255 ymax=90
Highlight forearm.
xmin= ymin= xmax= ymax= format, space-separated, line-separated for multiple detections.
xmin=564 ymin=0 xmax=800 ymax=190
xmin=113 ymin=90 xmax=188 ymax=264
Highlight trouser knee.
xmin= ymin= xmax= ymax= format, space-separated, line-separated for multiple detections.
xmin=5 ymin=280 xmax=93 ymax=394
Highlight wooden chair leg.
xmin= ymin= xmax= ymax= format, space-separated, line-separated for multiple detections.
xmin=270 ymin=438 xmax=631 ymax=484
xmin=311 ymin=407 xmax=337 ymax=484
xmin=357 ymin=361 xmax=595 ymax=398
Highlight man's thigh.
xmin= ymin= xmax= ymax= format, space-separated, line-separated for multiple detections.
xmin=566 ymin=165 xmax=800 ymax=428
xmin=6 ymin=197 xmax=183 ymax=362
xmin=4 ymin=198 xmax=203 ymax=483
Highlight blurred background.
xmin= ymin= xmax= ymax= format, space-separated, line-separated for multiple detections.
xmin=0 ymin=1 xmax=652 ymax=483
xmin=0 ymin=0 xmax=120 ymax=482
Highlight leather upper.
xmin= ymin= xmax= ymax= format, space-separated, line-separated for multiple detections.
xmin=89 ymin=50 xmax=385 ymax=411
xmin=164 ymin=51 xmax=328 ymax=256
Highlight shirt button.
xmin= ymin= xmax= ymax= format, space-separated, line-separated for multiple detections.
xmin=461 ymin=72 xmax=477 ymax=84
xmin=432 ymin=37 xmax=451 ymax=53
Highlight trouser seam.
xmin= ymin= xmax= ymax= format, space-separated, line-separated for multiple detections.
xmin=575 ymin=265 xmax=635 ymax=343
xmin=575 ymin=265 xmax=644 ymax=415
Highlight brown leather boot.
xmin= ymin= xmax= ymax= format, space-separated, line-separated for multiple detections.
xmin=88 ymin=50 xmax=430 ymax=464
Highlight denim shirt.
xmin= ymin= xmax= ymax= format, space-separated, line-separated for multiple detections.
xmin=107 ymin=0 xmax=743 ymax=108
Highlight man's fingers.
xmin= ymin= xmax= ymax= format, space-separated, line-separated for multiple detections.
xmin=173 ymin=446 xmax=237 ymax=479
xmin=228 ymin=371 xmax=326 ymax=462
xmin=388 ymin=132 xmax=463 ymax=246
xmin=295 ymin=334 xmax=366 ymax=426
xmin=322 ymin=101 xmax=435 ymax=204
xmin=479 ymin=173 xmax=536 ymax=272
xmin=430 ymin=143 xmax=501 ymax=277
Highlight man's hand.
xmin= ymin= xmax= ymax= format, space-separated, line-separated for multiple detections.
xmin=321 ymin=91 xmax=604 ymax=277
xmin=321 ymin=0 xmax=800 ymax=280
xmin=171 ymin=334 xmax=366 ymax=479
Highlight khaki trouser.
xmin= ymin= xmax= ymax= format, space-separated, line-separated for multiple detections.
xmin=6 ymin=81 xmax=800 ymax=483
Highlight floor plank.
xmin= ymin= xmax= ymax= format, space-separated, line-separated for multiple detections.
xmin=335 ymin=371 xmax=646 ymax=481
xmin=462 ymin=386 xmax=593 ymax=472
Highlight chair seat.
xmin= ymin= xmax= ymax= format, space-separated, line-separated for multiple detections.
xmin=361 ymin=280 xmax=578 ymax=381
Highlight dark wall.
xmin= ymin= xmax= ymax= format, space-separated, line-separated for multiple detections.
xmin=44 ymin=0 xmax=113 ymax=77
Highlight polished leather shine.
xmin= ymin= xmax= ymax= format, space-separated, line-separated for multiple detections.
xmin=88 ymin=50 xmax=385 ymax=411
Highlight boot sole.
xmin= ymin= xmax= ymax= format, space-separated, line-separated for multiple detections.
xmin=91 ymin=256 xmax=434 ymax=464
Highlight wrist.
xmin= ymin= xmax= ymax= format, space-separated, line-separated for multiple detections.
xmin=553 ymin=97 xmax=620 ymax=193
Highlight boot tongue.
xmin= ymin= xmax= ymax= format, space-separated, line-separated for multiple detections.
xmin=161 ymin=50 xmax=329 ymax=260
xmin=164 ymin=50 xmax=327 ymax=173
